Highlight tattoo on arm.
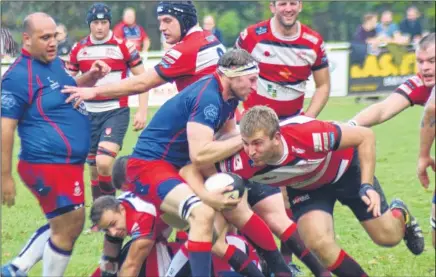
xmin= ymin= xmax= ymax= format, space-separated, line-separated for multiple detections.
xmin=421 ymin=117 xmax=436 ymax=128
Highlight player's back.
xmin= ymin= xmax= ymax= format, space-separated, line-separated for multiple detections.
xmin=236 ymin=20 xmax=328 ymax=117
xmin=155 ymin=27 xmax=226 ymax=92
xmin=132 ymin=73 xmax=238 ymax=169
xmin=1 ymin=53 xmax=90 ymax=164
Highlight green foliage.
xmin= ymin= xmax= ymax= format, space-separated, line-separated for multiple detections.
xmin=1 ymin=1 xmax=435 ymax=49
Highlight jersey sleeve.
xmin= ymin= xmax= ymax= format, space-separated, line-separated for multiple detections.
xmin=394 ymin=75 xmax=426 ymax=106
xmin=235 ymin=28 xmax=256 ymax=53
xmin=215 ymin=149 xmax=258 ymax=180
xmin=130 ymin=213 xmax=156 ymax=241
xmin=154 ymin=46 xmax=195 ymax=82
xmin=67 ymin=42 xmax=80 ymax=73
xmin=187 ymin=89 xmax=221 ymax=130
xmin=291 ymin=119 xmax=342 ymax=154
xmin=120 ymin=40 xmax=143 ymax=68
xmin=1 ymin=74 xmax=31 ymax=120
xmin=311 ymin=39 xmax=329 ymax=71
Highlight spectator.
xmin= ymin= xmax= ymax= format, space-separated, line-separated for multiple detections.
xmin=113 ymin=7 xmax=150 ymax=53
xmin=56 ymin=24 xmax=74 ymax=56
xmin=399 ymin=6 xmax=423 ymax=44
xmin=202 ymin=15 xmax=224 ymax=44
xmin=376 ymin=10 xmax=406 ymax=44
xmin=0 ymin=26 xmax=19 ymax=58
xmin=352 ymin=13 xmax=381 ymax=62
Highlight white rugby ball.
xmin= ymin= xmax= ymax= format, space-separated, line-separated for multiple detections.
xmin=204 ymin=172 xmax=245 ymax=200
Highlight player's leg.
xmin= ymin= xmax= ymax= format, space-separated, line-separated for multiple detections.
xmin=127 ymin=159 xmax=215 ymax=277
xmin=432 ymin=193 xmax=435 ymax=248
xmin=18 ymin=162 xmax=85 ymax=276
xmin=338 ymin=152 xmax=424 ymax=255
xmin=222 ymin=188 xmax=292 ymax=276
xmin=87 ymin=111 xmax=104 ymax=201
xmin=249 ymin=183 xmax=331 ymax=277
xmin=288 ymin=186 xmax=368 ymax=277
xmin=95 ymin=108 xmax=130 ymax=196
xmin=211 ymin=213 xmax=265 ymax=277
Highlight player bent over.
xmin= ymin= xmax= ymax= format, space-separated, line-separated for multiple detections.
xmin=218 ymin=106 xmax=425 ymax=276
xmin=1 ymin=13 xmax=110 ymax=277
xmin=417 ymin=86 xmax=436 ymax=248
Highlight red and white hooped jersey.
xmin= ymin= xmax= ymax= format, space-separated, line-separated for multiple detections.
xmin=218 ymin=116 xmax=354 ymax=190
xmin=68 ymin=31 xmax=143 ymax=112
xmin=236 ymin=20 xmax=328 ymax=117
xmin=394 ymin=74 xmax=433 ymax=106
xmin=155 ymin=26 xmax=226 ymax=92
xmin=118 ymin=191 xmax=171 ymax=242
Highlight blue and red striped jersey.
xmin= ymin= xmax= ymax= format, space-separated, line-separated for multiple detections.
xmin=1 ymin=49 xmax=90 ymax=164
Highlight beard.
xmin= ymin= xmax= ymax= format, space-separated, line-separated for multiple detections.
xmin=277 ymin=14 xmax=298 ymax=30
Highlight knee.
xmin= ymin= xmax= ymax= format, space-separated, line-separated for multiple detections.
xmin=305 ymin=234 xmax=336 ymax=258
xmin=96 ymin=159 xmax=114 ymax=176
xmin=370 ymin=225 xmax=403 ymax=247
xmin=189 ymin=203 xmax=215 ymax=228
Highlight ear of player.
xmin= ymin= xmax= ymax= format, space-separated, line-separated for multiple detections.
xmin=205 ymin=172 xmax=246 ymax=200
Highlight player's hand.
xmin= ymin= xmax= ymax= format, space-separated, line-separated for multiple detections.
xmin=62 ymin=86 xmax=97 ymax=108
xmin=417 ymin=156 xmax=435 ymax=189
xmin=360 ymin=184 xmax=381 ymax=217
xmin=203 ymin=186 xmax=241 ymax=211
xmin=90 ymin=60 xmax=111 ymax=80
xmin=2 ymin=175 xmax=16 ymax=207
xmin=133 ymin=110 xmax=147 ymax=131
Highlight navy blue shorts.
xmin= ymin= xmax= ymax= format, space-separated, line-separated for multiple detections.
xmin=286 ymin=150 xmax=389 ymax=222
xmin=88 ymin=107 xmax=130 ymax=155
xmin=246 ymin=180 xmax=281 ymax=207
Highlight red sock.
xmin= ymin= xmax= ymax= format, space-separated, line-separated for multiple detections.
xmin=91 ymin=179 xmax=102 ymax=201
xmin=240 ymin=213 xmax=277 ymax=251
xmin=327 ymin=250 xmax=367 ymax=277
xmin=98 ymin=174 xmax=115 ymax=195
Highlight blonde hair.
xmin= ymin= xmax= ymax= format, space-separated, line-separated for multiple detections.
xmin=240 ymin=106 xmax=280 ymax=139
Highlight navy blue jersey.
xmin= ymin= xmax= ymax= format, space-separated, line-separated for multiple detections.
xmin=132 ymin=73 xmax=239 ymax=168
xmin=1 ymin=49 xmax=90 ymax=164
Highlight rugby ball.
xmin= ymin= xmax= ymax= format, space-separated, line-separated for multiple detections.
xmin=204 ymin=172 xmax=246 ymax=200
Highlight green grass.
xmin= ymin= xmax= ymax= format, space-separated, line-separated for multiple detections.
xmin=2 ymin=97 xmax=435 ymax=276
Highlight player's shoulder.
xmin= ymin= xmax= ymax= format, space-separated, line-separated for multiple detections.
xmin=118 ymin=192 xmax=157 ymax=216
xmin=396 ymin=74 xmax=425 ymax=94
xmin=300 ymin=23 xmax=324 ymax=45
xmin=245 ymin=19 xmax=271 ymax=38
xmin=2 ymin=59 xmax=29 ymax=83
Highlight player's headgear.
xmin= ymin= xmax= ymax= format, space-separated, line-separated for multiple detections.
xmin=157 ymin=1 xmax=198 ymax=39
xmin=86 ymin=2 xmax=112 ymax=26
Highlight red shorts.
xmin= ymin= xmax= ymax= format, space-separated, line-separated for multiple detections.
xmin=18 ymin=160 xmax=85 ymax=219
xmin=125 ymin=158 xmax=186 ymax=207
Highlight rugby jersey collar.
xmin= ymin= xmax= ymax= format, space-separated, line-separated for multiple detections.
xmin=268 ymin=135 xmax=289 ymax=166
xmin=270 ymin=18 xmax=301 ymax=42
xmin=90 ymin=30 xmax=113 ymax=45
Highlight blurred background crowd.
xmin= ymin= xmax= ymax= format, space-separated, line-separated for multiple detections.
xmin=1 ymin=1 xmax=435 ymax=59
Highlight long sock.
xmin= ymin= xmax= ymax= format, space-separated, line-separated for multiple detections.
xmin=166 ymin=244 xmax=190 ymax=277
xmin=98 ymin=175 xmax=115 ymax=196
xmin=280 ymin=223 xmax=331 ymax=277
xmin=42 ymin=238 xmax=72 ymax=276
xmin=91 ymin=179 xmax=102 ymax=201
xmin=240 ymin=214 xmax=291 ymax=276
xmin=11 ymin=224 xmax=51 ymax=272
xmin=327 ymin=250 xmax=367 ymax=277
xmin=187 ymin=240 xmax=212 ymax=277
xmin=281 ymin=208 xmax=294 ymax=264
xmin=223 ymin=245 xmax=265 ymax=277
xmin=391 ymin=208 xmax=407 ymax=232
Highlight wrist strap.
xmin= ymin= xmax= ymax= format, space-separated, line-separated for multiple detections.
xmin=359 ymin=183 xmax=374 ymax=198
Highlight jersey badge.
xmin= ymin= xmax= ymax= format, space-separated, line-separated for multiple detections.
xmin=1 ymin=92 xmax=17 ymax=110
xmin=47 ymin=77 xmax=60 ymax=90
xmin=73 ymin=181 xmax=83 ymax=196
xmin=255 ymin=26 xmax=268 ymax=36
xmin=159 ymin=60 xmax=171 ymax=69
xmin=206 ymin=35 xmax=216 ymax=42
xmin=267 ymin=84 xmax=277 ymax=98
xmin=204 ymin=104 xmax=219 ymax=123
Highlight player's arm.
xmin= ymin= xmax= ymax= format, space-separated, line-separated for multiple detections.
xmin=1 ymin=79 xmax=29 ymax=207
xmin=305 ymin=67 xmax=330 ymax=118
xmin=74 ymin=60 xmax=111 ymax=88
xmin=350 ymin=92 xmax=411 ymax=127
xmin=187 ymin=122 xmax=242 ymax=168
xmin=417 ymin=87 xmax=436 ymax=188
xmin=130 ymin=64 xmax=149 ymax=131
xmin=305 ymin=41 xmax=330 ymax=118
xmin=118 ymin=238 xmax=154 ymax=277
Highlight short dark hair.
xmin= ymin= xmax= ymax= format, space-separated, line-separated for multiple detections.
xmin=89 ymin=196 xmax=120 ymax=225
xmin=362 ymin=13 xmax=377 ymax=23
xmin=112 ymin=156 xmax=129 ymax=189
xmin=218 ymin=48 xmax=257 ymax=68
